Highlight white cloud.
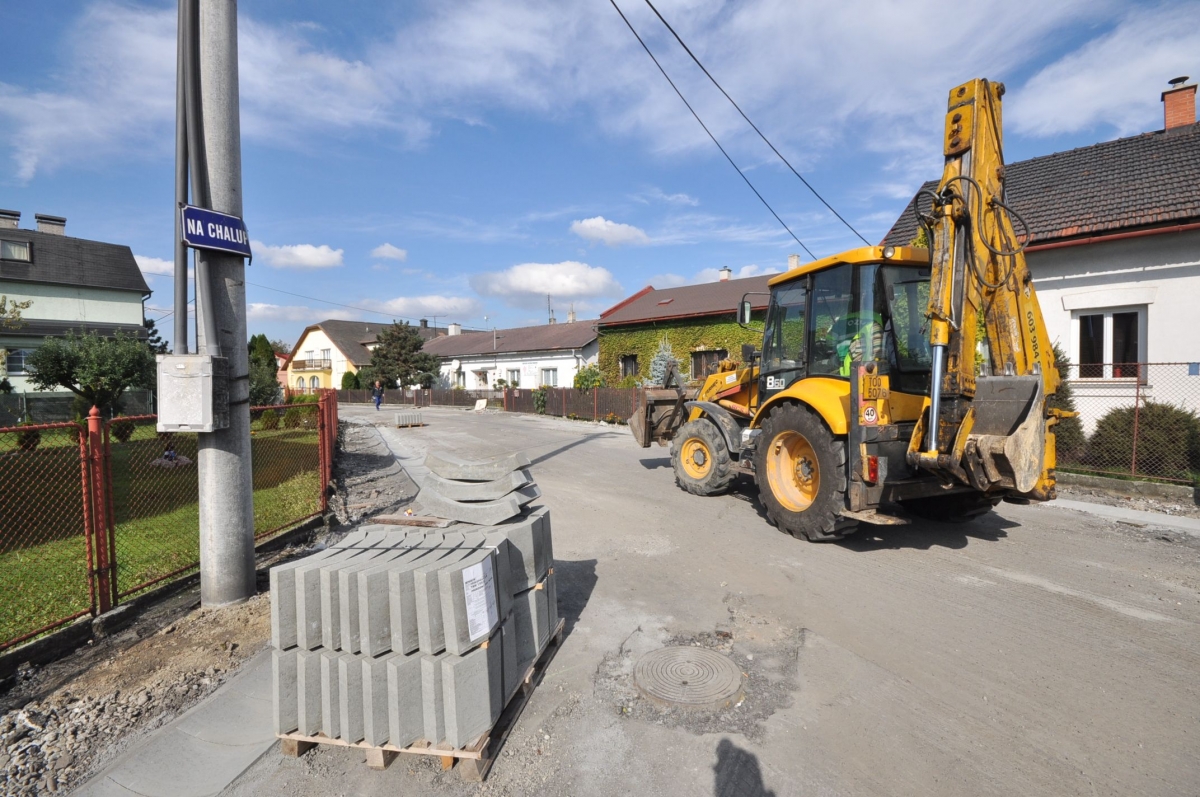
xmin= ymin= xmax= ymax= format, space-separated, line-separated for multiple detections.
xmin=135 ymin=254 xmax=174 ymax=276
xmin=470 ymin=261 xmax=624 ymax=308
xmin=251 ymin=240 xmax=344 ymax=269
xmin=7 ymin=0 xmax=1190 ymax=186
xmin=365 ymin=295 xmax=483 ymax=320
xmin=370 ymin=243 xmax=408 ymax=261
xmin=247 ymin=303 xmax=333 ymax=323
xmin=645 ymin=273 xmax=689 ymax=289
xmin=635 ymin=187 xmax=699 ymax=206
xmin=647 ymin=264 xmax=781 ymax=288
xmin=569 ymin=216 xmax=650 ymax=246
xmin=1008 ymin=6 xmax=1200 ymax=137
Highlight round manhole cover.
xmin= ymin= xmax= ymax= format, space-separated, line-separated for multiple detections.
xmin=633 ymin=646 xmax=744 ymax=711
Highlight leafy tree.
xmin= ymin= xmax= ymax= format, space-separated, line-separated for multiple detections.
xmin=369 ymin=322 xmax=440 ymax=389
xmin=573 ymin=364 xmax=605 ymax=389
xmin=143 ymin=317 xmax=169 ymax=354
xmin=1 ymin=295 xmax=32 ymax=330
xmin=269 ymin=338 xmax=292 ymax=355
xmin=26 ymin=330 xmax=156 ymax=414
xmin=249 ymin=356 xmax=282 ymax=405
xmin=248 ymin=333 xmax=276 ymax=366
xmin=341 ymin=370 xmax=360 ymax=390
xmin=647 ymin=337 xmax=680 ymax=387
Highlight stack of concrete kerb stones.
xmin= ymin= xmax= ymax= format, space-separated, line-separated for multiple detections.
xmin=270 ymin=451 xmax=558 ymax=770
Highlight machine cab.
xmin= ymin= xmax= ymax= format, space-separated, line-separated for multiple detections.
xmin=755 ymin=247 xmax=934 ymax=405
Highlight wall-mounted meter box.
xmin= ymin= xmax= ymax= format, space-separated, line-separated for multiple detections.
xmin=156 ymin=354 xmax=230 ymax=432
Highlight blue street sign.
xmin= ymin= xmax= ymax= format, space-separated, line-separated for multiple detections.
xmin=180 ymin=205 xmax=252 ymax=259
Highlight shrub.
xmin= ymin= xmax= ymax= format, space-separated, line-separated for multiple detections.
xmin=111 ymin=416 xmax=136 ymax=443
xmin=16 ymin=423 xmax=41 ymax=451
xmin=533 ymin=386 xmax=548 ymax=415
xmin=1086 ymin=400 xmax=1200 ymax=480
xmin=260 ymin=409 xmax=280 ymax=430
xmin=573 ymin=364 xmax=605 ymax=390
xmin=341 ymin=371 xmax=360 ymax=390
xmin=286 ymin=393 xmax=319 ymax=404
xmin=1048 ymin=343 xmax=1085 ymax=463
xmin=282 ymin=407 xmax=305 ymax=429
xmin=618 ymin=375 xmax=641 ymax=389
xmin=603 ymin=412 xmax=625 ymax=425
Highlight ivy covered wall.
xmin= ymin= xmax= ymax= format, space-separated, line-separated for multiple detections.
xmin=598 ymin=312 xmax=766 ymax=385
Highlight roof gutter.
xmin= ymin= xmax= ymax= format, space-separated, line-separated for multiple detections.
xmin=1024 ymin=220 xmax=1200 ymax=253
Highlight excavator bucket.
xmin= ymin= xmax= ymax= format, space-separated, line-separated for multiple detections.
xmin=961 ymin=375 xmax=1047 ymax=495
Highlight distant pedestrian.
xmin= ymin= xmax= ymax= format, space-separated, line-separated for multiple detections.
xmin=372 ymin=380 xmax=384 ymax=410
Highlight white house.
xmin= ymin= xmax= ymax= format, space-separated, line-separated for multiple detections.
xmin=0 ymin=210 xmax=149 ymax=394
xmin=423 ymin=320 xmax=598 ymax=389
xmin=884 ymin=79 xmax=1200 ymax=432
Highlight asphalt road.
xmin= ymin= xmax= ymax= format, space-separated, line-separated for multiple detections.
xmin=227 ymin=405 xmax=1200 ymax=797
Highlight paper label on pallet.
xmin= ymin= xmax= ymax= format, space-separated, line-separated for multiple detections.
xmin=463 ymin=557 xmax=499 ymax=641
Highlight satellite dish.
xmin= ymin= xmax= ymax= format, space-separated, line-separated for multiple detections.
xmin=451 ymin=360 xmax=461 ymax=371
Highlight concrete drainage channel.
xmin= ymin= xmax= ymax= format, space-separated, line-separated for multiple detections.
xmin=594 ymin=595 xmax=803 ymax=742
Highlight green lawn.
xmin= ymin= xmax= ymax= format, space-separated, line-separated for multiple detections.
xmin=0 ymin=422 xmax=321 ymax=647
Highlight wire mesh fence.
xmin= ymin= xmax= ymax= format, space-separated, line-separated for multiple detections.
xmin=0 ymin=422 xmax=95 ymax=651
xmin=1057 ymin=363 xmax=1200 ymax=484
xmin=0 ymin=391 xmax=338 ymax=652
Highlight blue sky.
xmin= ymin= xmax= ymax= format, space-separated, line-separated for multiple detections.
xmin=1 ymin=0 xmax=1197 ymax=349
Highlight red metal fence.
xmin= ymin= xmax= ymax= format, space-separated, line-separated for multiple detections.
xmin=0 ymin=390 xmax=338 ymax=652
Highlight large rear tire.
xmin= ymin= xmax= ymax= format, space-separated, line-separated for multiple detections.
xmin=901 ymin=493 xmax=1002 ymax=523
xmin=671 ymin=418 xmax=735 ymax=496
xmin=753 ymin=403 xmax=856 ymax=541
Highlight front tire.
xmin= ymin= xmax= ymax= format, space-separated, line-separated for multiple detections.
xmin=753 ymin=403 xmax=856 ymax=541
xmin=671 ymin=418 xmax=735 ymax=496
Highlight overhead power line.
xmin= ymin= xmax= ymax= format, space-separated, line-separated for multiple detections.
xmin=642 ymin=0 xmax=870 ymax=246
xmin=607 ymin=0 xmax=816 ymax=259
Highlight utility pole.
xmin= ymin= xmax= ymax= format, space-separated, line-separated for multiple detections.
xmin=195 ymin=0 xmax=254 ymax=607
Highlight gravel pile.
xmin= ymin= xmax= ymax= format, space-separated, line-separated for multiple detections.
xmin=0 ymin=661 xmax=229 ymax=795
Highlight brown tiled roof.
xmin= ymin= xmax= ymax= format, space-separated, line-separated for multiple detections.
xmin=882 ymin=121 xmax=1200 ymax=247
xmin=422 ymin=321 xmax=596 ymax=358
xmin=298 ymin=319 xmax=393 ymax=366
xmin=598 ymin=275 xmax=772 ymax=327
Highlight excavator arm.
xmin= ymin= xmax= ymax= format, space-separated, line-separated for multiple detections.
xmin=908 ymin=78 xmax=1060 ymax=500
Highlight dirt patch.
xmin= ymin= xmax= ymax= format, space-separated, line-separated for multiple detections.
xmin=592 ymin=594 xmax=801 ymax=743
xmin=328 ymin=420 xmax=417 ymax=525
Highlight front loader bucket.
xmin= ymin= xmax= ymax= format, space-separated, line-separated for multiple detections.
xmin=628 ymin=388 xmax=690 ymax=448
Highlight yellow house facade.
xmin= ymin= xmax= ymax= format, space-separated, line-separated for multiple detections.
xmin=286 ymin=318 xmax=448 ymax=392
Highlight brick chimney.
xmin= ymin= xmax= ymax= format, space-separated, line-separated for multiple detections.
xmin=0 ymin=209 xmax=18 ymax=229
xmin=1163 ymin=76 xmax=1196 ymax=130
xmin=718 ymin=267 xmax=732 ymax=282
xmin=419 ymin=318 xmax=428 ymax=329
xmin=35 ymin=214 xmax=66 ymax=235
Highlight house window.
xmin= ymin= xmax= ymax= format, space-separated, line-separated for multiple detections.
xmin=620 ymin=355 xmax=638 ymax=378
xmin=5 ymin=348 xmax=32 ymax=375
xmin=541 ymin=368 xmax=558 ymax=387
xmin=507 ymin=369 xmax=521 ymax=387
xmin=295 ymin=376 xmax=305 ymax=392
xmin=309 ymin=376 xmax=319 ymax=390
xmin=0 ymin=240 xmax=31 ymax=262
xmin=320 ymin=349 xmax=330 ymax=363
xmin=1075 ymin=308 xmax=1144 ymax=379
xmin=455 ymin=370 xmax=465 ymax=388
xmin=690 ymin=350 xmax=727 ymax=380
xmin=475 ymin=371 xmax=489 ymax=388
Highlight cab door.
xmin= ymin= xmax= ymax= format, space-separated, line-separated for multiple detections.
xmin=759 ymin=282 xmax=808 ymax=403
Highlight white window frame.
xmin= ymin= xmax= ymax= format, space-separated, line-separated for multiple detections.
xmin=541 ymin=368 xmax=558 ymax=387
xmin=507 ymin=369 xmax=521 ymax=387
xmin=1 ymin=240 xmax=31 ymax=262
xmin=5 ymin=348 xmax=32 ymax=375
xmin=1070 ymin=305 xmax=1147 ymax=380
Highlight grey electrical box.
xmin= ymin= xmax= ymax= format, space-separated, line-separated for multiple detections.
xmin=156 ymin=354 xmax=230 ymax=432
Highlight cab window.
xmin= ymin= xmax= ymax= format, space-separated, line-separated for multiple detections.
xmin=809 ymin=264 xmax=855 ymax=376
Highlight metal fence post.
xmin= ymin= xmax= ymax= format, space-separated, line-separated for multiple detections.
xmin=87 ymin=407 xmax=113 ymax=614
xmin=77 ymin=422 xmax=98 ymax=616
xmin=1131 ymin=364 xmax=1142 ymax=476
xmin=594 ymin=387 xmax=598 ymax=419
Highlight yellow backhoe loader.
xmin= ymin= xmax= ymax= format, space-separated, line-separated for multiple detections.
xmin=629 ymin=78 xmax=1065 ymax=541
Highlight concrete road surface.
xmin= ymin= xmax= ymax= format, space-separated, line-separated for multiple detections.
xmin=227 ymin=405 xmax=1200 ymax=797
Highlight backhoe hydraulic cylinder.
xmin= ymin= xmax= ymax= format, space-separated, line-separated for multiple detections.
xmin=926 ymin=344 xmax=946 ymax=452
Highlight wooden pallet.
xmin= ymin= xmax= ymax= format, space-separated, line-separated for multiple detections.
xmin=279 ymin=618 xmax=565 ymax=782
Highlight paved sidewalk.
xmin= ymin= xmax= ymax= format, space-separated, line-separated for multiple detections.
xmin=1043 ymin=498 xmax=1200 ymax=537
xmin=73 ymin=650 xmax=275 ymax=797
